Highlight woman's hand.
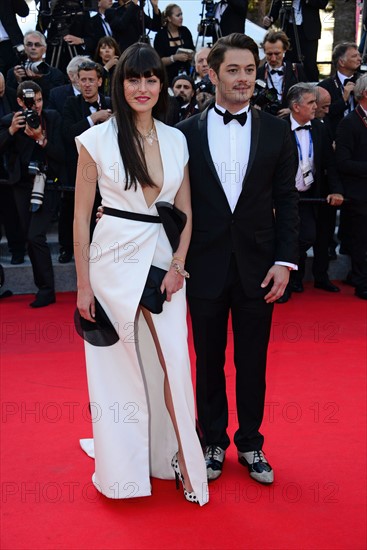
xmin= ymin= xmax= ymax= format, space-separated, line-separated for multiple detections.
xmin=173 ymin=52 xmax=190 ymax=63
xmin=104 ymin=56 xmax=119 ymax=71
xmin=77 ymin=287 xmax=96 ymax=322
xmin=161 ymin=264 xmax=185 ymax=302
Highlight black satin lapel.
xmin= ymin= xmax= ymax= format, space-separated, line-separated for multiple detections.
xmin=242 ymin=106 xmax=260 ymax=186
xmin=198 ymin=108 xmax=223 ymax=189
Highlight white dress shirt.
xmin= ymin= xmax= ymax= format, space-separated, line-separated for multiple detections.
xmin=208 ymin=103 xmax=251 ymax=212
xmin=291 ymin=114 xmax=314 ymax=192
xmin=337 ymin=71 xmax=356 ymax=114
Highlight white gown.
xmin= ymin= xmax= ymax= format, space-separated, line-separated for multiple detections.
xmin=76 ymin=118 xmax=208 ymax=506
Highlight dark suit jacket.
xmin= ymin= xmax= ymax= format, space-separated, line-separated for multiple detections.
xmin=177 ymin=105 xmax=299 ymax=299
xmin=218 ymin=0 xmax=248 ymax=37
xmin=335 ymin=106 xmax=367 ymax=202
xmin=317 ymin=74 xmax=358 ymax=138
xmin=6 ymin=67 xmax=66 ymax=108
xmin=109 ymin=3 xmax=162 ymax=52
xmin=0 ymin=0 xmax=29 ymax=46
xmin=62 ymin=93 xmax=112 ymax=184
xmin=269 ymin=0 xmax=328 ymax=40
xmin=0 ymin=109 xmax=66 ymax=185
xmin=256 ymin=61 xmax=308 ymax=108
xmin=287 ymin=116 xmax=342 ymax=197
xmin=48 ymin=84 xmax=76 ymax=114
xmin=87 ymin=12 xmax=115 ymax=56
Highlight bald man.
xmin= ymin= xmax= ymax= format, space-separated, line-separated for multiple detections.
xmin=315 ymin=86 xmax=331 ymax=120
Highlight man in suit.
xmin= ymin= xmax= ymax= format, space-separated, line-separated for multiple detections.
xmin=177 ymin=33 xmax=299 ymax=484
xmin=277 ymin=83 xmax=343 ymax=303
xmin=0 ymin=0 xmax=29 ymax=77
xmin=335 ymin=74 xmax=367 ymax=300
xmin=0 ymin=80 xmax=66 ymax=307
xmin=88 ymin=0 xmax=114 ymax=57
xmin=172 ymin=75 xmax=198 ymax=122
xmin=257 ymin=30 xmax=307 ymax=117
xmin=264 ymin=0 xmax=328 ymax=82
xmin=6 ymin=31 xmax=66 ymax=107
xmin=0 ymin=71 xmax=26 ymax=265
xmin=210 ymin=0 xmax=248 ymax=42
xmin=318 ymin=42 xmax=362 ymax=139
xmin=59 ymin=61 xmax=111 ymax=263
xmin=48 ymin=55 xmax=90 ymax=114
xmin=110 ymin=0 xmax=162 ymax=53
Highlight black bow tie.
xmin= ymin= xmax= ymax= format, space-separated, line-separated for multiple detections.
xmin=295 ymin=125 xmax=311 ymax=131
xmin=88 ymin=101 xmax=100 ymax=111
xmin=270 ymin=69 xmax=284 ymax=75
xmin=214 ymin=106 xmax=247 ymax=126
xmin=343 ymin=77 xmax=355 ymax=86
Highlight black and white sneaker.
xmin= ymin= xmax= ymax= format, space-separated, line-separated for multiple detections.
xmin=238 ymin=450 xmax=274 ymax=484
xmin=204 ymin=445 xmax=225 ymax=481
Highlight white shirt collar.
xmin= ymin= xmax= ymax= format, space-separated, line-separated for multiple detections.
xmin=214 ymin=102 xmax=250 ymax=116
xmin=290 ymin=114 xmax=311 ymax=131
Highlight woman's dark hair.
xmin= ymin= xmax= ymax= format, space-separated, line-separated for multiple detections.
xmin=207 ymin=33 xmax=260 ymax=75
xmin=112 ymin=42 xmax=168 ymax=190
xmin=94 ymin=36 xmax=121 ymax=64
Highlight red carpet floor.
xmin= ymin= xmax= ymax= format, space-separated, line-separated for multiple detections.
xmin=1 ymin=285 xmax=366 ymax=550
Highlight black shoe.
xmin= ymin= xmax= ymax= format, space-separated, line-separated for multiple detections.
xmin=58 ymin=250 xmax=73 ymax=263
xmin=276 ymin=286 xmax=292 ymax=304
xmin=289 ymin=279 xmax=304 ymax=293
xmin=355 ymin=288 xmax=367 ymax=300
xmin=204 ymin=445 xmax=225 ymax=481
xmin=238 ymin=450 xmax=274 ymax=484
xmin=10 ymin=253 xmax=25 ymax=265
xmin=30 ymin=293 xmax=56 ymax=308
xmin=314 ymin=280 xmax=340 ymax=292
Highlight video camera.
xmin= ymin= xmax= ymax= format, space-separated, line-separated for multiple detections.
xmin=197 ymin=0 xmax=218 ymax=37
xmin=251 ymin=79 xmax=282 ymax=116
xmin=13 ymin=45 xmax=50 ymax=77
xmin=20 ymin=89 xmax=42 ymax=129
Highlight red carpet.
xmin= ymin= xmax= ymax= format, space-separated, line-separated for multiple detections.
xmin=1 ymin=285 xmax=366 ymax=550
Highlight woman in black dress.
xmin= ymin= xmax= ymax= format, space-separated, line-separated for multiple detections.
xmin=94 ymin=36 xmax=121 ymax=97
xmin=153 ymin=4 xmax=195 ymax=87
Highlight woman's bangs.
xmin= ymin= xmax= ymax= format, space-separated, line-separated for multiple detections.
xmin=123 ymin=46 xmax=164 ymax=81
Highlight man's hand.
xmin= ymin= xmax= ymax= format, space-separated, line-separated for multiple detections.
xmin=342 ymin=81 xmax=355 ymax=102
xmin=24 ymin=123 xmax=43 ymax=141
xmin=13 ymin=65 xmax=27 ymax=82
xmin=277 ymin=108 xmax=290 ymax=118
xmin=263 ymin=15 xmax=273 ymax=28
xmin=261 ymin=265 xmax=290 ymax=304
xmin=90 ymin=109 xmax=112 ymax=124
xmin=8 ymin=111 xmax=26 ymax=136
xmin=326 ymin=193 xmax=344 ymax=207
xmin=64 ymin=34 xmax=84 ymax=46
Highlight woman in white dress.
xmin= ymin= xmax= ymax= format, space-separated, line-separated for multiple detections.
xmin=73 ymin=43 xmax=208 ymax=505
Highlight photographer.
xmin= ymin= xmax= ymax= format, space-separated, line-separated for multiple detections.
xmin=110 ymin=0 xmax=162 ymax=52
xmin=209 ymin=0 xmax=248 ymax=42
xmin=256 ymin=30 xmax=307 ymax=117
xmin=6 ymin=31 xmax=66 ymax=107
xmin=0 ymin=81 xmax=66 ymax=308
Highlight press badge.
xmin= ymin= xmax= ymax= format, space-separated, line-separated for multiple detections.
xmin=301 ymin=161 xmax=314 ymax=189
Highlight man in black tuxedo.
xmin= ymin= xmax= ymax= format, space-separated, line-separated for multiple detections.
xmin=0 ymin=0 xmax=29 ymax=77
xmin=257 ymin=30 xmax=307 ymax=117
xmin=177 ymin=33 xmax=299 ymax=484
xmin=277 ymin=83 xmax=343 ymax=303
xmin=335 ymin=74 xmax=367 ymax=300
xmin=211 ymin=0 xmax=248 ymax=41
xmin=318 ymin=42 xmax=362 ymax=139
xmin=59 ymin=61 xmax=112 ymax=263
xmin=0 ymin=81 xmax=66 ymax=307
xmin=264 ymin=0 xmax=328 ymax=82
xmin=48 ymin=55 xmax=90 ymax=114
xmin=109 ymin=0 xmax=162 ymax=53
xmin=88 ymin=0 xmax=114 ymax=56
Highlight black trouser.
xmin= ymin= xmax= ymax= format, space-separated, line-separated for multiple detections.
xmin=188 ymin=255 xmax=274 ymax=453
xmin=291 ymin=202 xmax=317 ymax=283
xmin=343 ymin=201 xmax=367 ymax=290
xmin=13 ymin=184 xmax=57 ymax=295
xmin=0 ymin=184 xmax=26 ymax=257
xmin=312 ymin=204 xmax=337 ymax=282
xmin=285 ymin=24 xmax=320 ymax=82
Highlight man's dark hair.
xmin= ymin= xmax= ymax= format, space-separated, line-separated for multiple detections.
xmin=112 ymin=42 xmax=168 ymax=190
xmin=16 ymin=80 xmax=42 ymax=99
xmin=261 ymin=30 xmax=291 ymax=52
xmin=332 ymin=42 xmax=358 ymax=69
xmin=77 ymin=61 xmax=104 ymax=79
xmin=207 ymin=33 xmax=260 ymax=75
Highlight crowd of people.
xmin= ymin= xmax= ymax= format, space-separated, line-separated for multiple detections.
xmin=0 ymin=0 xmax=366 ymax=505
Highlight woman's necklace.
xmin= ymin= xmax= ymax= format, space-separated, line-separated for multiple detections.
xmin=138 ymin=121 xmax=158 ymax=146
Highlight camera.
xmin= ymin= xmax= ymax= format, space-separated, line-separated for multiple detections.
xmin=251 ymin=79 xmax=282 ymax=116
xmin=21 ymin=89 xmax=41 ymax=129
xmin=28 ymin=161 xmax=47 ymax=212
xmin=195 ymin=75 xmax=215 ymax=96
xmin=197 ymin=0 xmax=218 ymax=37
xmin=13 ymin=45 xmax=50 ymax=77
xmin=44 ymin=0 xmax=98 ymax=43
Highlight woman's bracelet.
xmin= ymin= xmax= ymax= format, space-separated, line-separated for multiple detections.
xmin=171 ymin=260 xmax=190 ymax=279
xmin=170 ymin=55 xmax=175 ymax=64
xmin=172 ymin=256 xmax=185 ymax=264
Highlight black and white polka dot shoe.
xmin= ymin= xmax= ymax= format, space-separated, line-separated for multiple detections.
xmin=171 ymin=454 xmax=199 ymax=504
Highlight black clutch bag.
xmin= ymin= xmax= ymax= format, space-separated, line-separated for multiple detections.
xmin=140 ymin=265 xmax=167 ymax=314
xmin=74 ymin=297 xmax=119 ymax=347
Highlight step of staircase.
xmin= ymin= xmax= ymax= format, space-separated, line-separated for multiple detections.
xmin=0 ymin=231 xmax=351 ymax=296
